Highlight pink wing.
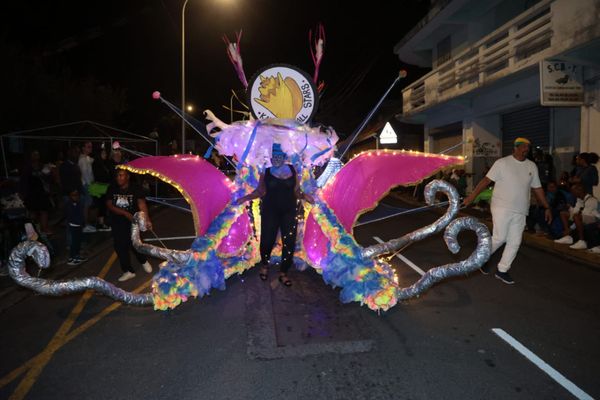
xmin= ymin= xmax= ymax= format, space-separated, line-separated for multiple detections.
xmin=124 ymin=156 xmax=250 ymax=254
xmin=303 ymin=150 xmax=464 ymax=266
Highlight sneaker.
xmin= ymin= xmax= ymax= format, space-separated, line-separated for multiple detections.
xmin=495 ymin=271 xmax=515 ymax=285
xmin=83 ymin=225 xmax=97 ymax=233
xmin=569 ymin=240 xmax=587 ymax=250
xmin=554 ymin=235 xmax=574 ymax=245
xmin=96 ymin=223 xmax=111 ymax=232
xmin=588 ymin=246 xmax=600 ymax=254
xmin=74 ymin=255 xmax=88 ymax=263
xmin=118 ymin=271 xmax=136 ymax=282
xmin=480 ymin=262 xmax=492 ymax=275
xmin=67 ymin=258 xmax=82 ymax=266
xmin=142 ymin=261 xmax=152 ymax=273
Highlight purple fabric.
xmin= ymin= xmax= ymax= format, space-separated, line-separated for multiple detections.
xmin=127 ymin=155 xmax=235 ymax=236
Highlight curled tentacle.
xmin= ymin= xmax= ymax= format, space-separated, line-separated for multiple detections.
xmin=131 ymin=212 xmax=192 ymax=265
xmin=361 ymin=180 xmax=461 ymax=259
xmin=396 ymin=217 xmax=492 ymax=300
xmin=315 ymin=157 xmax=343 ymax=188
xmin=8 ymin=241 xmax=153 ymax=305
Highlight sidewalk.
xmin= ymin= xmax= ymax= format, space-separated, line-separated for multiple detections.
xmin=389 ymin=190 xmax=600 ymax=270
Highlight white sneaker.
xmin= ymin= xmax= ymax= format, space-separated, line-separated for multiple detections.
xmin=554 ymin=235 xmax=574 ymax=245
xmin=588 ymin=246 xmax=600 ymax=254
xmin=142 ymin=261 xmax=152 ymax=273
xmin=118 ymin=271 xmax=136 ymax=282
xmin=569 ymin=240 xmax=587 ymax=250
xmin=83 ymin=225 xmax=97 ymax=233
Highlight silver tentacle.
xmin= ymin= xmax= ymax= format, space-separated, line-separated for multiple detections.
xmin=361 ymin=180 xmax=461 ymax=259
xmin=396 ymin=216 xmax=492 ymax=300
xmin=316 ymin=157 xmax=343 ymax=187
xmin=131 ymin=212 xmax=192 ymax=265
xmin=8 ymin=241 xmax=153 ymax=305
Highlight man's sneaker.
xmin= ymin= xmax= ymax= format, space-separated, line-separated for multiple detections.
xmin=569 ymin=240 xmax=587 ymax=250
xmin=67 ymin=258 xmax=82 ymax=266
xmin=495 ymin=271 xmax=515 ymax=285
xmin=142 ymin=261 xmax=153 ymax=273
xmin=480 ymin=262 xmax=492 ymax=275
xmin=118 ymin=271 xmax=136 ymax=282
xmin=83 ymin=225 xmax=97 ymax=233
xmin=588 ymin=246 xmax=600 ymax=254
xmin=554 ymin=235 xmax=573 ymax=245
xmin=74 ymin=256 xmax=88 ymax=263
xmin=96 ymin=223 xmax=111 ymax=232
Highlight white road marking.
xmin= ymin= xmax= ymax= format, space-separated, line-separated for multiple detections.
xmin=492 ymin=328 xmax=594 ymax=400
xmin=372 ymin=236 xmax=426 ymax=276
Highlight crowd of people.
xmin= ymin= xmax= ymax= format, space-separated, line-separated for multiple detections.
xmin=529 ymin=151 xmax=600 ymax=252
xmin=1 ymin=142 xmax=154 ymax=282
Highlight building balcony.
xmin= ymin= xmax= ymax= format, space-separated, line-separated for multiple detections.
xmin=401 ymin=0 xmax=600 ymax=116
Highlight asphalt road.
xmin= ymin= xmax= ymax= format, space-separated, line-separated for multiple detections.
xmin=1 ymin=200 xmax=598 ymax=400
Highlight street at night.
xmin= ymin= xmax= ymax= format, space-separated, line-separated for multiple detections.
xmin=2 ymin=0 xmax=600 ymax=399
xmin=1 ymin=201 xmax=599 ymax=399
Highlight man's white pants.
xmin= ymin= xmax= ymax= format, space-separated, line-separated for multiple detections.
xmin=490 ymin=207 xmax=526 ymax=273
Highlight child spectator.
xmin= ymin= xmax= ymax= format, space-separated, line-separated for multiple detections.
xmin=527 ymin=180 xmax=568 ymax=237
xmin=65 ymin=190 xmax=88 ymax=266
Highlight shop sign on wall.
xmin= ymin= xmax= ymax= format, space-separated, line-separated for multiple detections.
xmin=540 ymin=60 xmax=584 ymax=106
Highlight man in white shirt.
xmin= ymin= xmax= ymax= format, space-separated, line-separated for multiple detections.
xmin=554 ymin=183 xmax=599 ymax=249
xmin=78 ymin=141 xmax=97 ymax=233
xmin=463 ymin=137 xmax=552 ymax=284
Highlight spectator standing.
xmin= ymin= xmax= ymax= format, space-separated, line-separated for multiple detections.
xmin=108 ymin=147 xmax=127 ymax=182
xmin=78 ymin=141 xmax=96 ymax=233
xmin=106 ymin=169 xmax=153 ymax=282
xmin=60 ymin=146 xmax=85 ymax=247
xmin=533 ymin=148 xmax=554 ymax=189
xmin=19 ymin=150 xmax=53 ymax=235
xmin=91 ymin=147 xmax=112 ymax=231
xmin=65 ymin=189 xmax=87 ymax=266
xmin=463 ymin=137 xmax=552 ymax=284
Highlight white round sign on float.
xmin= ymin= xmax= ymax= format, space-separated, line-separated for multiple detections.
xmin=247 ymin=64 xmax=318 ymax=124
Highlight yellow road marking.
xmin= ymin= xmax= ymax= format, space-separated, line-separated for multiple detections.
xmin=0 ymin=280 xmax=152 ymax=392
xmin=7 ymin=252 xmax=117 ymax=400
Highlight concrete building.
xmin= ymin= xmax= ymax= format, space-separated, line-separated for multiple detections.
xmin=394 ymin=0 xmax=600 ymax=196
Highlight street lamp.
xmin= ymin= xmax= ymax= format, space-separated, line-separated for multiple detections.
xmin=181 ymin=0 xmax=190 ymax=154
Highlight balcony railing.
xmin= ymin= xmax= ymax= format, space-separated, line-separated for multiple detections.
xmin=404 ymin=0 xmax=556 ymax=115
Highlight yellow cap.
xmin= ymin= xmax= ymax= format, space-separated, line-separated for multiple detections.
xmin=514 ymin=137 xmax=531 ymax=147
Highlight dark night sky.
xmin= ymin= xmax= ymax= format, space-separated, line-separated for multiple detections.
xmin=2 ymin=0 xmax=430 ymax=140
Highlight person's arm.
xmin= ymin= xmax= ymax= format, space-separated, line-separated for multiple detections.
xmin=532 ymin=187 xmax=552 ymax=224
xmin=234 ymin=173 xmax=266 ymax=205
xmin=462 ymin=176 xmax=492 ymax=206
xmin=106 ymin=199 xmax=133 ymax=221
xmin=137 ymin=197 xmax=152 ymax=230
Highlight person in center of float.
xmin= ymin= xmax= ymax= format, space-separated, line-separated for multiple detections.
xmin=234 ymin=143 xmax=313 ymax=286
